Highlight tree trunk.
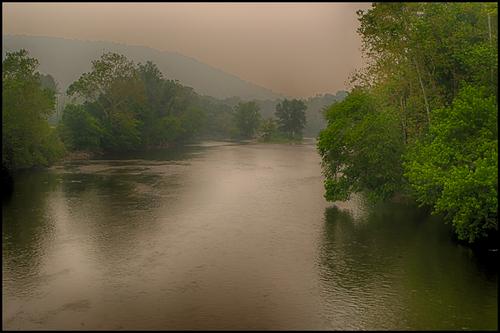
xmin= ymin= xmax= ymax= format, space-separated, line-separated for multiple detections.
xmin=399 ymin=96 xmax=408 ymax=145
xmin=488 ymin=13 xmax=494 ymax=85
xmin=414 ymin=58 xmax=431 ymax=126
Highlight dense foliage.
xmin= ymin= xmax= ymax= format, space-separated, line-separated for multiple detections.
xmin=195 ymin=95 xmax=236 ymax=140
xmin=275 ymin=99 xmax=307 ymax=139
xmin=403 ymin=86 xmax=498 ymax=243
xmin=2 ymin=50 xmax=64 ymax=170
xmin=227 ymin=92 xmax=347 ymax=137
xmin=61 ymin=53 xmax=312 ymax=151
xmin=233 ymin=101 xmax=261 ymax=139
xmin=61 ymin=54 xmax=208 ymax=152
xmin=318 ymin=89 xmax=405 ymax=202
xmin=259 ymin=119 xmax=279 ymax=142
xmin=318 ymin=2 xmax=498 ymax=243
xmin=3 ymin=49 xmax=316 ymax=173
xmin=58 ymin=104 xmax=103 ymax=151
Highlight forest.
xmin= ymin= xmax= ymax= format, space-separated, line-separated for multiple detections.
xmin=2 ymin=2 xmax=498 ymax=246
xmin=2 ymin=50 xmax=320 ymax=172
xmin=318 ymin=2 xmax=498 ymax=244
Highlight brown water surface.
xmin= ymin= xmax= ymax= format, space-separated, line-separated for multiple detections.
xmin=2 ymin=141 xmax=498 ymax=330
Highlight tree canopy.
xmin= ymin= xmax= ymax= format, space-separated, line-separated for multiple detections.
xmin=62 ymin=53 xmax=207 ymax=152
xmin=275 ymin=99 xmax=307 ymax=139
xmin=233 ymin=101 xmax=261 ymax=139
xmin=318 ymin=2 xmax=498 ymax=244
xmin=2 ymin=49 xmax=64 ymax=170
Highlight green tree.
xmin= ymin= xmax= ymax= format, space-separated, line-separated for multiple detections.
xmin=63 ymin=53 xmax=229 ymax=151
xmin=58 ymin=104 xmax=103 ymax=151
xmin=67 ymin=52 xmax=145 ymax=151
xmin=317 ymin=89 xmax=405 ymax=202
xmin=259 ymin=118 xmax=279 ymax=142
xmin=234 ymin=101 xmax=261 ymax=139
xmin=195 ymin=95 xmax=236 ymax=140
xmin=356 ymin=2 xmax=497 ymax=137
xmin=179 ymin=106 xmax=204 ymax=142
xmin=403 ymin=85 xmax=497 ymax=243
xmin=135 ymin=61 xmax=203 ymax=146
xmin=318 ymin=2 xmax=498 ymax=244
xmin=275 ymin=99 xmax=307 ymax=139
xmin=2 ymin=49 xmax=64 ymax=170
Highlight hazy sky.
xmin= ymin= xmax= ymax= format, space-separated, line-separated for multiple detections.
xmin=3 ymin=2 xmax=372 ymax=97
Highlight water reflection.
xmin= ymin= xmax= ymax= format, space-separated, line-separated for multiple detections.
xmin=319 ymin=199 xmax=498 ymax=330
xmin=2 ymin=171 xmax=62 ymax=293
xmin=2 ymin=146 xmax=205 ymax=329
xmin=2 ymin=142 xmax=497 ymax=330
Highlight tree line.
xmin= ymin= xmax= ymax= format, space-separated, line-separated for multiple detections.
xmin=317 ymin=2 xmax=498 ymax=244
xmin=2 ymin=49 xmax=309 ymax=172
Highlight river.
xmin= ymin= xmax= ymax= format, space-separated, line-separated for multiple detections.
xmin=2 ymin=141 xmax=498 ymax=330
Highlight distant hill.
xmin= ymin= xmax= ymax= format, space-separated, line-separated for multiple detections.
xmin=2 ymin=34 xmax=284 ymax=100
xmin=2 ymin=34 xmax=347 ymax=134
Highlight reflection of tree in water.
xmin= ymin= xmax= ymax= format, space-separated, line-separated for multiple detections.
xmin=318 ymin=201 xmax=498 ymax=330
xmin=317 ymin=203 xmax=412 ymax=329
xmin=319 ymin=201 xmax=424 ymax=287
xmin=2 ymin=170 xmax=60 ymax=295
xmin=50 ymin=144 xmax=208 ymax=264
xmin=57 ymin=166 xmax=182 ymax=263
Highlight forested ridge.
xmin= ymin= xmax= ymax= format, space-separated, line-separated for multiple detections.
xmin=318 ymin=2 xmax=498 ymax=244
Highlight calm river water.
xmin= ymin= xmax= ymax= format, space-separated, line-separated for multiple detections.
xmin=2 ymin=141 xmax=498 ymax=330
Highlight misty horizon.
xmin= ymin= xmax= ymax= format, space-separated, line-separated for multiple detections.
xmin=2 ymin=33 xmax=347 ymax=99
xmin=3 ymin=33 xmax=297 ymax=99
xmin=2 ymin=2 xmax=371 ymax=97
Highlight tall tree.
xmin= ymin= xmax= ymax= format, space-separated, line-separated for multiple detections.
xmin=403 ymin=85 xmax=498 ymax=243
xmin=2 ymin=50 xmax=64 ymax=169
xmin=58 ymin=104 xmax=103 ymax=151
xmin=62 ymin=53 xmax=219 ymax=151
xmin=259 ymin=118 xmax=278 ymax=142
xmin=234 ymin=101 xmax=261 ymax=139
xmin=275 ymin=99 xmax=307 ymax=139
xmin=317 ymin=89 xmax=405 ymax=202
xmin=2 ymin=49 xmax=64 ymax=170
xmin=67 ymin=52 xmax=146 ymax=150
xmin=319 ymin=2 xmax=498 ymax=244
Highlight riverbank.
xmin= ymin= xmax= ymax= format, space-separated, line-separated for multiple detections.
xmin=60 ymin=150 xmax=99 ymax=161
xmin=257 ymin=136 xmax=305 ymax=144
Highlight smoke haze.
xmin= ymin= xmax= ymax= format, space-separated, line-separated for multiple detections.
xmin=3 ymin=2 xmax=371 ymax=97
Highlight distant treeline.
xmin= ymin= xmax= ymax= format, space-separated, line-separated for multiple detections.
xmin=221 ymin=92 xmax=347 ymax=137
xmin=2 ymin=49 xmax=345 ymax=172
xmin=318 ymin=3 xmax=498 ymax=244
